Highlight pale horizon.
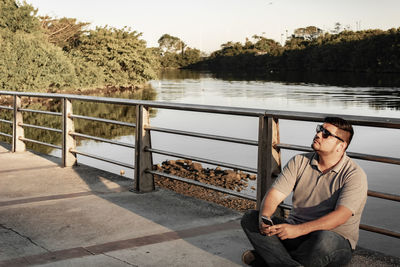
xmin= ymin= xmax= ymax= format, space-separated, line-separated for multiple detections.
xmin=26 ymin=0 xmax=400 ymax=53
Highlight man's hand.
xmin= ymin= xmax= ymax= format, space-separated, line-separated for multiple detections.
xmin=258 ymin=188 xmax=287 ymax=236
xmin=265 ymin=223 xmax=303 ymax=240
xmin=259 ymin=221 xmax=272 ymax=235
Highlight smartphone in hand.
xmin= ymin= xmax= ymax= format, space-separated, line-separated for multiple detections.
xmin=261 ymin=216 xmax=274 ymax=226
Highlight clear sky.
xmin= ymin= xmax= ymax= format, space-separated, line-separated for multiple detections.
xmin=26 ymin=0 xmax=400 ymax=53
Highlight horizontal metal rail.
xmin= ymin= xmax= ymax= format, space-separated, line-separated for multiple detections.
xmin=147 ymin=126 xmax=258 ymax=146
xmin=276 ymin=143 xmax=400 ymax=165
xmin=360 ymin=224 xmax=400 ymax=239
xmin=0 ymin=119 xmax=12 ymax=124
xmin=368 ymin=190 xmax=400 ymax=202
xmin=276 ymin=143 xmax=312 ymax=153
xmin=0 ymin=132 xmax=12 ymax=138
xmin=1 ymin=91 xmax=400 ymax=128
xmin=69 ymin=149 xmax=135 ymax=169
xmin=146 ymin=147 xmax=257 ymax=173
xmin=19 ymin=137 xmax=62 ymax=150
xmin=0 ymin=105 xmax=12 ymax=110
xmin=279 ymin=203 xmax=293 ymax=211
xmin=70 ymin=132 xmax=135 ymax=148
xmin=69 ymin=114 xmax=136 ymax=128
xmin=148 ymin=170 xmax=256 ymax=201
xmin=347 ymin=151 xmax=400 ymax=166
xmin=18 ymin=108 xmax=62 ymax=117
xmin=265 ymin=111 xmax=400 ymax=129
xmin=19 ymin=123 xmax=62 ymax=133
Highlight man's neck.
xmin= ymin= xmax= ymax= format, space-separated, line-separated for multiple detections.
xmin=317 ymin=152 xmax=344 ymax=173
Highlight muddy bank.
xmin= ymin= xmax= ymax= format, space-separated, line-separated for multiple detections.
xmin=154 ymin=159 xmax=257 ymax=212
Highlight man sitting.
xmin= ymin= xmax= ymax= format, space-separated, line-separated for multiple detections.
xmin=241 ymin=117 xmax=368 ymax=266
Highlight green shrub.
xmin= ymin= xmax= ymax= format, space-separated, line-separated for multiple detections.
xmin=67 ymin=51 xmax=105 ymax=89
xmin=0 ymin=0 xmax=41 ymax=33
xmin=71 ymin=26 xmax=160 ymax=87
xmin=0 ymin=1 xmax=159 ymax=92
xmin=0 ymin=30 xmax=79 ymax=91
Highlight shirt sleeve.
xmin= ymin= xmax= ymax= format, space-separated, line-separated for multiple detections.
xmin=336 ymin=165 xmax=368 ymax=215
xmin=272 ymin=154 xmax=304 ymax=196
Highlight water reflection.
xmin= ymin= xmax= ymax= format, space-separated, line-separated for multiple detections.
xmin=211 ymin=70 xmax=400 ymax=88
xmin=154 ymin=70 xmax=400 ymax=111
xmin=159 ymin=69 xmax=204 ymax=80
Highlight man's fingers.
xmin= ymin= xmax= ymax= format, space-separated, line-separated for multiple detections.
xmin=259 ymin=223 xmax=271 ymax=235
xmin=271 ymin=227 xmax=286 ymax=239
xmin=267 ymin=227 xmax=279 ymax=236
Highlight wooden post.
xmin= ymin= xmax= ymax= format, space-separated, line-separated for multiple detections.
xmin=256 ymin=116 xmax=281 ymax=210
xmin=134 ymin=105 xmax=154 ymax=192
xmin=62 ymin=98 xmax=77 ymax=167
xmin=12 ymin=95 xmax=25 ymax=152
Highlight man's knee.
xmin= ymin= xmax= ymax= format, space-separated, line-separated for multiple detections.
xmin=241 ymin=209 xmax=259 ymax=231
xmin=297 ymin=231 xmax=352 ymax=266
xmin=309 ymin=231 xmax=349 ymax=251
xmin=307 ymin=230 xmax=352 ymax=262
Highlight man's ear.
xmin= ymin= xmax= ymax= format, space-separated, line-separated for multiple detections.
xmin=337 ymin=141 xmax=347 ymax=152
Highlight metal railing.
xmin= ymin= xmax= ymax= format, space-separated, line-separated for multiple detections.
xmin=0 ymin=90 xmax=399 ymax=240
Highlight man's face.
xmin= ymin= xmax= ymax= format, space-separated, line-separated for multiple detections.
xmin=312 ymin=123 xmax=347 ymax=154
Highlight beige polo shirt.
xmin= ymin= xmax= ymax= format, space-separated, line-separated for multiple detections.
xmin=272 ymin=152 xmax=368 ymax=249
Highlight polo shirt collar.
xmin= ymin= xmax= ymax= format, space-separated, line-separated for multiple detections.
xmin=310 ymin=152 xmax=348 ymax=173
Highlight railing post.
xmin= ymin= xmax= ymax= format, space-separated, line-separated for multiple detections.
xmin=62 ymin=98 xmax=77 ymax=167
xmin=134 ymin=105 xmax=154 ymax=192
xmin=12 ymin=95 xmax=25 ymax=152
xmin=256 ymin=115 xmax=281 ymax=210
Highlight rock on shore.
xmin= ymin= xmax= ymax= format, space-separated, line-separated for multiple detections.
xmin=153 ymin=159 xmax=257 ymax=211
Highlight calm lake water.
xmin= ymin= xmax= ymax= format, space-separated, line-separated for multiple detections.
xmin=50 ymin=70 xmax=399 ymax=256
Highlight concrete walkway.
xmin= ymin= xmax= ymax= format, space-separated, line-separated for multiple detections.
xmin=0 ymin=144 xmax=399 ymax=267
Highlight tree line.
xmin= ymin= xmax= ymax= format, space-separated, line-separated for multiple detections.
xmin=187 ymin=27 xmax=400 ymax=74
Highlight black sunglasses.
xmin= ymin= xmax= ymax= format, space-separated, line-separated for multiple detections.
xmin=316 ymin=125 xmax=344 ymax=142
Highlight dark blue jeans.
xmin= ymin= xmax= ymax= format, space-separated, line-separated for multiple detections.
xmin=241 ymin=210 xmax=352 ymax=267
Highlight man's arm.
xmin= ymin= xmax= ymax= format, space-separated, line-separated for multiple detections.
xmin=268 ymin=205 xmax=352 ymax=240
xmin=259 ymin=188 xmax=287 ymax=234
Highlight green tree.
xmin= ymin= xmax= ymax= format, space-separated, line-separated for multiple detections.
xmin=0 ymin=30 xmax=79 ymax=91
xmin=181 ymin=47 xmax=201 ymax=66
xmin=0 ymin=0 xmax=81 ymax=91
xmin=40 ymin=16 xmax=89 ymax=50
xmin=211 ymin=41 xmax=245 ymax=57
xmin=158 ymin=34 xmax=186 ymax=54
xmin=252 ymin=35 xmax=283 ymax=55
xmin=157 ymin=34 xmax=202 ymax=68
xmin=293 ymin=26 xmax=323 ymax=40
xmin=71 ymin=26 xmax=159 ymax=87
xmin=332 ymin=22 xmax=342 ymax=34
xmin=0 ymin=0 xmax=41 ymax=33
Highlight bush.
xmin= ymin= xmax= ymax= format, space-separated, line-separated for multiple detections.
xmin=0 ymin=1 xmax=159 ymax=92
xmin=0 ymin=0 xmax=79 ymax=91
xmin=0 ymin=30 xmax=79 ymax=91
xmin=0 ymin=0 xmax=41 ymax=33
xmin=71 ymin=26 xmax=159 ymax=87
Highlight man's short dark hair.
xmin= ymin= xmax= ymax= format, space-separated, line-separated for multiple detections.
xmin=324 ymin=117 xmax=354 ymax=146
